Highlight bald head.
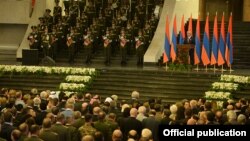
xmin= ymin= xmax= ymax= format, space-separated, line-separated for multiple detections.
xmin=128 ymin=130 xmax=137 ymax=139
xmin=112 ymin=129 xmax=123 ymax=141
xmin=93 ymin=106 xmax=101 ymax=115
xmin=141 ymin=128 xmax=152 ymax=140
xmin=130 ymin=108 xmax=138 ymax=117
xmin=82 ymin=135 xmax=94 ymax=141
xmin=187 ymin=118 xmax=197 ymax=125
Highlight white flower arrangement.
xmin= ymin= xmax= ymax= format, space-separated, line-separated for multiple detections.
xmin=0 ymin=65 xmax=96 ymax=76
xmin=65 ymin=75 xmax=92 ymax=83
xmin=220 ymin=75 xmax=250 ymax=84
xmin=205 ymin=91 xmax=232 ymax=100
xmin=59 ymin=83 xmax=86 ymax=91
xmin=212 ymin=82 xmax=239 ymax=91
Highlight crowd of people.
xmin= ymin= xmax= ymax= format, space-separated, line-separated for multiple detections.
xmin=0 ymin=87 xmax=249 ymax=141
xmin=27 ymin=0 xmax=163 ymax=66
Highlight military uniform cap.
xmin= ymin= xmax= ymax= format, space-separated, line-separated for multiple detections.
xmin=39 ymin=17 xmax=44 ymax=20
xmin=46 ymin=9 xmax=51 ymax=13
xmin=55 ymin=0 xmax=60 ymax=3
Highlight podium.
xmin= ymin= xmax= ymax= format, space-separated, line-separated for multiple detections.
xmin=22 ymin=49 xmax=39 ymax=65
xmin=176 ymin=44 xmax=194 ymax=64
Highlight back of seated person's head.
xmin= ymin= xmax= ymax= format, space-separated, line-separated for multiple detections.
xmin=93 ymin=106 xmax=101 ymax=115
xmin=187 ymin=118 xmax=197 ymax=125
xmin=205 ymin=111 xmax=215 ymax=122
xmin=3 ymin=111 xmax=13 ymax=122
xmin=40 ymin=91 xmax=48 ymax=100
xmin=204 ymin=102 xmax=212 ymax=111
xmin=19 ymin=123 xmax=28 ymax=134
xmin=84 ymin=93 xmax=92 ymax=100
xmin=131 ymin=91 xmax=139 ymax=99
xmin=128 ymin=130 xmax=138 ymax=140
xmin=108 ymin=113 xmax=116 ymax=120
xmin=141 ymin=128 xmax=152 ymax=140
xmin=26 ymin=117 xmax=35 ymax=128
xmin=235 ymin=102 xmax=241 ymax=110
xmin=40 ymin=102 xmax=47 ymax=111
xmin=82 ymin=135 xmax=94 ymax=141
xmin=148 ymin=110 xmax=156 ymax=116
xmin=85 ymin=114 xmax=93 ymax=123
xmin=57 ymin=112 xmax=65 ymax=122
xmin=130 ymin=108 xmax=138 ymax=117
xmin=74 ymin=111 xmax=82 ymax=119
xmin=98 ymin=111 xmax=106 ymax=121
xmin=42 ymin=118 xmax=52 ymax=128
xmin=30 ymin=88 xmax=38 ymax=96
xmin=15 ymin=104 xmax=23 ymax=112
xmin=239 ymin=98 xmax=247 ymax=105
xmin=51 ymin=106 xmax=60 ymax=115
xmin=237 ymin=114 xmax=246 ymax=124
xmin=163 ymin=109 xmax=171 ymax=118
xmin=94 ymin=131 xmax=104 ymax=141
xmin=138 ymin=106 xmax=146 ymax=115
xmin=112 ymin=129 xmax=123 ymax=141
xmin=11 ymin=129 xmax=21 ymax=141
xmin=15 ymin=90 xmax=22 ymax=99
xmin=30 ymin=124 xmax=40 ymax=135
xmin=154 ymin=104 xmax=161 ymax=112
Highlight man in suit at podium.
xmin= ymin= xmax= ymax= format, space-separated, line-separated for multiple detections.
xmin=184 ymin=31 xmax=195 ymax=65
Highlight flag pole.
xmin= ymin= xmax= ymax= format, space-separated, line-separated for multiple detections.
xmin=229 ymin=65 xmax=232 ymax=74
xmin=205 ymin=65 xmax=207 ymax=72
xmin=214 ymin=65 xmax=216 ymax=74
xmin=221 ymin=65 xmax=224 ymax=74
xmin=166 ymin=62 xmax=169 ymax=71
xmin=196 ymin=64 xmax=199 ymax=72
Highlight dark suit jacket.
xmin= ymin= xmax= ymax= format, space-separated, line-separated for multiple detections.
xmin=142 ymin=116 xmax=160 ymax=141
xmin=24 ymin=136 xmax=44 ymax=141
xmin=39 ymin=129 xmax=59 ymax=141
xmin=51 ymin=123 xmax=71 ymax=141
xmin=0 ymin=123 xmax=15 ymax=141
xmin=120 ymin=117 xmax=143 ymax=140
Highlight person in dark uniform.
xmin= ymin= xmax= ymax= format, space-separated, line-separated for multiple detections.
xmin=41 ymin=27 xmax=52 ymax=57
xmin=83 ymin=30 xmax=93 ymax=64
xmin=44 ymin=9 xmax=53 ymax=32
xmin=126 ymin=22 xmax=134 ymax=55
xmin=63 ymin=0 xmax=70 ymax=12
xmin=56 ymin=19 xmax=66 ymax=52
xmin=67 ymin=27 xmax=76 ymax=64
xmin=103 ymin=29 xmax=112 ymax=66
xmin=53 ymin=0 xmax=62 ymax=24
xmin=27 ymin=26 xmax=39 ymax=49
xmin=50 ymin=27 xmax=59 ymax=60
xmin=184 ymin=30 xmax=195 ymax=65
xmin=135 ymin=30 xmax=145 ymax=66
xmin=119 ymin=30 xmax=129 ymax=65
xmin=78 ymin=0 xmax=86 ymax=16
xmin=69 ymin=0 xmax=79 ymax=27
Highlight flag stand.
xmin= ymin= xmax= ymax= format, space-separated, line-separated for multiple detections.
xmin=165 ymin=63 xmax=169 ymax=71
xmin=221 ymin=65 xmax=227 ymax=73
xmin=193 ymin=64 xmax=200 ymax=72
xmin=229 ymin=65 xmax=234 ymax=74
